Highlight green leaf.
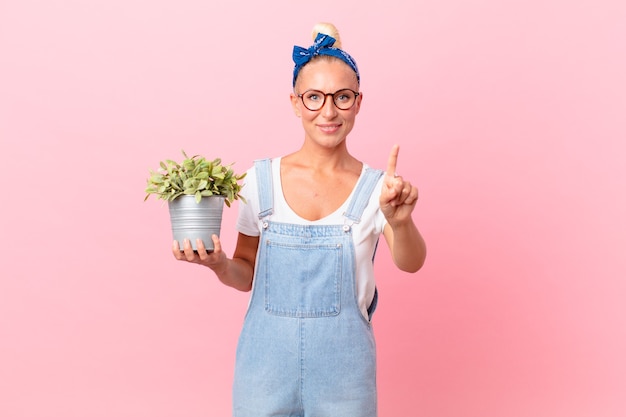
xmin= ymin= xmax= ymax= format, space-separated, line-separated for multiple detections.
xmin=183 ymin=161 xmax=195 ymax=171
xmin=165 ymin=159 xmax=179 ymax=167
xmin=150 ymin=174 xmax=164 ymax=184
xmin=183 ymin=178 xmax=194 ymax=188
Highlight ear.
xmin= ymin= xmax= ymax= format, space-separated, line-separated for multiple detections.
xmin=354 ymin=91 xmax=363 ymax=115
xmin=290 ymin=92 xmax=302 ymax=118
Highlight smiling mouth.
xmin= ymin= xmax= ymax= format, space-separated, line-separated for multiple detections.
xmin=318 ymin=124 xmax=341 ymax=133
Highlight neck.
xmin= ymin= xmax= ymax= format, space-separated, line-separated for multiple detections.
xmin=284 ymin=140 xmax=361 ymax=174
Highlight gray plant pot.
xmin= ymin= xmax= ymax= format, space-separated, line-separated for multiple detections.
xmin=168 ymin=195 xmax=225 ymax=252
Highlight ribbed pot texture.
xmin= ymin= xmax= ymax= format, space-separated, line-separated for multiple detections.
xmin=168 ymin=195 xmax=225 ymax=252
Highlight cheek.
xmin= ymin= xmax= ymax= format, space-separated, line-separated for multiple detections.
xmin=344 ymin=110 xmax=358 ymax=125
xmin=300 ymin=109 xmax=317 ymax=123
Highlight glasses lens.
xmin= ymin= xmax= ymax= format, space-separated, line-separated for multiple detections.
xmin=333 ymin=89 xmax=356 ymax=110
xmin=301 ymin=90 xmax=325 ymax=111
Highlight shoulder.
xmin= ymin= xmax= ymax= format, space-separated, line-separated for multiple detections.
xmin=362 ymin=163 xmax=385 ymax=188
xmin=240 ymin=157 xmax=282 ymax=200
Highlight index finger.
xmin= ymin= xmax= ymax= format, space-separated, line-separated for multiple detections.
xmin=386 ymin=144 xmax=400 ymax=177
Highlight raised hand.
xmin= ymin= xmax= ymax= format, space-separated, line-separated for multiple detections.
xmin=379 ymin=144 xmax=419 ymax=226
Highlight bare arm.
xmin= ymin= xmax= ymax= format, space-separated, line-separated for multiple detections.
xmin=379 ymin=145 xmax=427 ymax=272
xmin=383 ymin=220 xmax=426 ymax=272
xmin=173 ymin=232 xmax=259 ymax=292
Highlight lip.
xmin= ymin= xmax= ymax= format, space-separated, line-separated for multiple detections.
xmin=317 ymin=123 xmax=342 ymax=133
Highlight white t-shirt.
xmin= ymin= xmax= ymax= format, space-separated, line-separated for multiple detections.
xmin=236 ymin=157 xmax=387 ymax=320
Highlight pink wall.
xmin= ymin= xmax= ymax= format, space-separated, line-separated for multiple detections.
xmin=1 ymin=0 xmax=625 ymax=416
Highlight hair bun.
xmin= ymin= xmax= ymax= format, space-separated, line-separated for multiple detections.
xmin=311 ymin=22 xmax=342 ymax=49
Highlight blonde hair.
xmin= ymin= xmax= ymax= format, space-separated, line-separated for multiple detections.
xmin=311 ymin=22 xmax=342 ymax=49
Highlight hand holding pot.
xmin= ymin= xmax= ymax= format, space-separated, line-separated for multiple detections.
xmin=172 ymin=235 xmax=228 ymax=272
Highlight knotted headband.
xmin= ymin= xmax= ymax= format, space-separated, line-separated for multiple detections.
xmin=292 ymin=33 xmax=360 ymax=87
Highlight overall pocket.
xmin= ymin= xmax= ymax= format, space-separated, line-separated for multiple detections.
xmin=264 ymin=240 xmax=342 ymax=318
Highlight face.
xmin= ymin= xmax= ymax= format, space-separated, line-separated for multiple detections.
xmin=290 ymin=59 xmax=362 ymax=150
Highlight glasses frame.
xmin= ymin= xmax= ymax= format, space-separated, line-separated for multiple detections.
xmin=297 ymin=88 xmax=361 ymax=111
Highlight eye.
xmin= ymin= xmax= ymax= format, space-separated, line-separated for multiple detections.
xmin=304 ymin=91 xmax=322 ymax=101
xmin=335 ymin=90 xmax=353 ymax=102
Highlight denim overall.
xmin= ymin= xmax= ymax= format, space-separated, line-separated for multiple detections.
xmin=232 ymin=159 xmax=384 ymax=417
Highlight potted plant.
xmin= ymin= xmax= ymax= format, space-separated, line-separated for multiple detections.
xmin=144 ymin=150 xmax=246 ymax=252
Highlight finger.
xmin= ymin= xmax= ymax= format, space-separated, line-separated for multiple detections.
xmin=396 ymin=184 xmax=418 ymax=205
xmin=211 ymin=234 xmax=222 ymax=253
xmin=386 ymin=144 xmax=400 ymax=178
xmin=380 ymin=176 xmax=402 ymax=204
xmin=398 ymin=185 xmax=413 ymax=203
xmin=172 ymin=240 xmax=183 ymax=259
xmin=195 ymin=239 xmax=208 ymax=259
xmin=406 ymin=185 xmax=419 ymax=205
xmin=182 ymin=238 xmax=197 ymax=261
xmin=387 ymin=180 xmax=412 ymax=205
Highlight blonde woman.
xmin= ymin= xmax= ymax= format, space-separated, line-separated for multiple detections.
xmin=174 ymin=22 xmax=426 ymax=417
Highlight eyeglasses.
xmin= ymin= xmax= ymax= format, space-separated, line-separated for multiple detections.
xmin=297 ymin=89 xmax=360 ymax=111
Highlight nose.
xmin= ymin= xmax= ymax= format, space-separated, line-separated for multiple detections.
xmin=320 ymin=93 xmax=338 ymax=117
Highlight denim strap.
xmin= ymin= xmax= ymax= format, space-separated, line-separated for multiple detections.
xmin=343 ymin=167 xmax=384 ymax=225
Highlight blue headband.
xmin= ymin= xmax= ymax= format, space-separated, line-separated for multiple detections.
xmin=292 ymin=33 xmax=360 ymax=87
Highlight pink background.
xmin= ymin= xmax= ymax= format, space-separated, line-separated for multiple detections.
xmin=1 ymin=0 xmax=625 ymax=416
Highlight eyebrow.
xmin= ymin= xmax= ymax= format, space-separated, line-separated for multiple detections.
xmin=301 ymin=88 xmax=355 ymax=94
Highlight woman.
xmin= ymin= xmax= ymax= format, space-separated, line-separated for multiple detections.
xmin=173 ymin=22 xmax=426 ymax=417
